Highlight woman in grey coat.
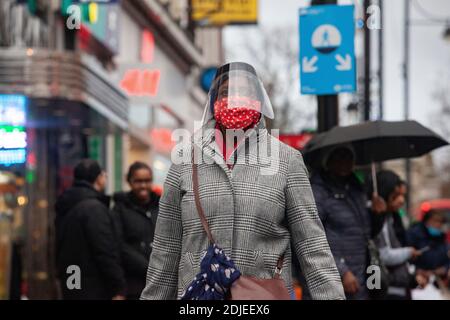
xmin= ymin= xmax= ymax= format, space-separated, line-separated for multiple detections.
xmin=140 ymin=62 xmax=345 ymax=300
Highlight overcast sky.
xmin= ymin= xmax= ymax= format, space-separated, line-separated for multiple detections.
xmin=224 ymin=0 xmax=450 ymax=136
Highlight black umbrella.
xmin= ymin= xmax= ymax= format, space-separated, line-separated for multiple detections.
xmin=303 ymin=120 xmax=449 ymax=194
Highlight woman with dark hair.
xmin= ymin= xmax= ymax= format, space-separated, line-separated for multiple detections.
xmin=370 ymin=170 xmax=427 ymax=300
xmin=112 ymin=162 xmax=160 ymax=299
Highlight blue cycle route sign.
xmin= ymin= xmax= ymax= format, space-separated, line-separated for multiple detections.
xmin=299 ymin=4 xmax=356 ymax=95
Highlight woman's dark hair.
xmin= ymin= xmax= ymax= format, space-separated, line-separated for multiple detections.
xmin=423 ymin=209 xmax=446 ymax=223
xmin=367 ymin=170 xmax=403 ymax=202
xmin=126 ymin=161 xmax=152 ymax=182
xmin=74 ymin=159 xmax=102 ymax=184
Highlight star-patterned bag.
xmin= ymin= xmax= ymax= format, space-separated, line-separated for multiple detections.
xmin=180 ymin=243 xmax=241 ymax=300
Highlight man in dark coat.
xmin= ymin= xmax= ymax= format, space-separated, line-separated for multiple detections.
xmin=55 ymin=159 xmax=126 ymax=300
xmin=308 ymin=145 xmax=386 ymax=300
xmin=111 ymin=162 xmax=160 ymax=299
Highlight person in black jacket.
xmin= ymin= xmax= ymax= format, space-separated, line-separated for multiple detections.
xmin=55 ymin=159 xmax=126 ymax=300
xmin=112 ymin=162 xmax=160 ymax=300
xmin=308 ymin=145 xmax=387 ymax=300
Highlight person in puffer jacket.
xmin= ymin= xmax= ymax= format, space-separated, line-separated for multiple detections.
xmin=307 ymin=145 xmax=387 ymax=300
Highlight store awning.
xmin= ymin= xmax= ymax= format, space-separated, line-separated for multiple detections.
xmin=0 ymin=48 xmax=129 ymax=130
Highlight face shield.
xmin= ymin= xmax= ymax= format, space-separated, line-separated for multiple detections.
xmin=201 ymin=62 xmax=274 ymax=127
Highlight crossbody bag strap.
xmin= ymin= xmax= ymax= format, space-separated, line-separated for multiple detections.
xmin=192 ymin=147 xmax=215 ymax=244
xmin=192 ymin=146 xmax=285 ymax=277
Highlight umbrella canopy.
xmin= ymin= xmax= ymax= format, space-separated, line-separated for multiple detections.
xmin=303 ymin=120 xmax=449 ymax=167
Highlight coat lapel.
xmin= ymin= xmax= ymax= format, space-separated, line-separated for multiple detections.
xmin=193 ymin=119 xmax=231 ymax=176
xmin=192 ymin=117 xmax=277 ymax=178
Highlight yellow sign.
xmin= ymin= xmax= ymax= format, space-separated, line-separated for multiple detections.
xmin=191 ymin=0 xmax=258 ymax=26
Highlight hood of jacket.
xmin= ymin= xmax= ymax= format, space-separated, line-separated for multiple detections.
xmin=55 ymin=180 xmax=110 ymax=218
xmin=310 ymin=169 xmax=364 ymax=194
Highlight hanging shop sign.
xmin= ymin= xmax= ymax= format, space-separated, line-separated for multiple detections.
xmin=65 ymin=0 xmax=120 ymax=54
xmin=0 ymin=95 xmax=27 ymax=166
xmin=278 ymin=133 xmax=314 ymax=151
xmin=120 ymin=69 xmax=161 ymax=97
xmin=119 ymin=30 xmax=161 ymax=97
xmin=191 ymin=0 xmax=258 ymax=26
xmin=0 ymin=95 xmax=26 ymax=126
xmin=0 ymin=126 xmax=27 ymax=149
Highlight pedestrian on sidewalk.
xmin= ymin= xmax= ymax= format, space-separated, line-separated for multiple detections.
xmin=112 ymin=162 xmax=160 ymax=300
xmin=308 ymin=145 xmax=387 ymax=300
xmin=370 ymin=170 xmax=427 ymax=300
xmin=55 ymin=159 xmax=126 ymax=300
xmin=140 ymin=62 xmax=345 ymax=300
xmin=406 ymin=209 xmax=449 ymax=282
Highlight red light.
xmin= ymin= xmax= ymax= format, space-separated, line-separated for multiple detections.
xmin=142 ymin=70 xmax=160 ymax=96
xmin=278 ymin=134 xmax=313 ymax=150
xmin=152 ymin=185 xmax=163 ymax=196
xmin=150 ymin=128 xmax=175 ymax=154
xmin=120 ymin=69 xmax=161 ymax=96
xmin=421 ymin=202 xmax=431 ymax=213
xmin=21 ymin=281 xmax=28 ymax=298
xmin=27 ymin=152 xmax=37 ymax=168
xmin=120 ymin=69 xmax=141 ymax=95
xmin=78 ymin=25 xmax=92 ymax=51
xmin=141 ymin=30 xmax=155 ymax=63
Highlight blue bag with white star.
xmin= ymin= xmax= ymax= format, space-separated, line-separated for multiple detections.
xmin=180 ymin=243 xmax=241 ymax=300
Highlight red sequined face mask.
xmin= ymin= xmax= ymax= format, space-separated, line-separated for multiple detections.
xmin=213 ymin=97 xmax=261 ymax=130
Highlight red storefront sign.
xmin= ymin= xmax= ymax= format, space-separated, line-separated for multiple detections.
xmin=278 ymin=133 xmax=313 ymax=150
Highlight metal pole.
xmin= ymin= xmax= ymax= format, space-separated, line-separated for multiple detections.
xmin=311 ymin=0 xmax=339 ymax=133
xmin=187 ymin=0 xmax=195 ymax=40
xmin=404 ymin=0 xmax=411 ymax=213
xmin=378 ymin=0 xmax=384 ymax=120
xmin=317 ymin=95 xmax=339 ymax=132
xmin=363 ymin=0 xmax=372 ymax=122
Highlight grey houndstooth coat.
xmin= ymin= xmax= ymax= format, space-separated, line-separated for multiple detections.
xmin=140 ymin=119 xmax=345 ymax=300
